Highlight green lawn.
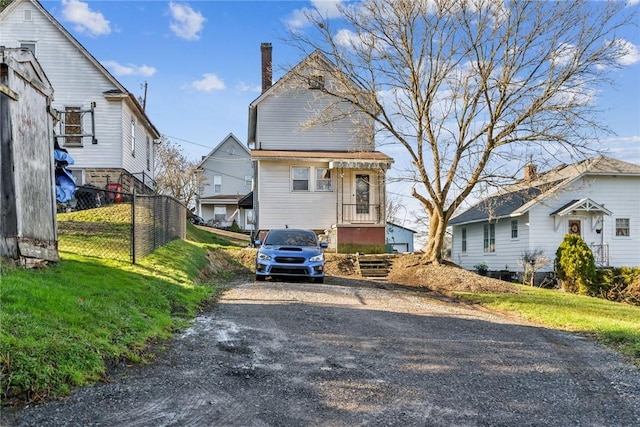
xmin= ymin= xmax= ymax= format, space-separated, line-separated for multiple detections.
xmin=460 ymin=286 xmax=640 ymax=361
xmin=0 ymin=223 xmax=244 ymax=404
xmin=1 ymin=219 xmax=638 ymax=404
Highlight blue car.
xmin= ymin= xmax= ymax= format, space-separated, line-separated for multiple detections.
xmin=255 ymin=228 xmax=328 ymax=283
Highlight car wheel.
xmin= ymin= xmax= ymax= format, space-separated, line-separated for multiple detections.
xmin=256 ymin=275 xmax=266 ymax=282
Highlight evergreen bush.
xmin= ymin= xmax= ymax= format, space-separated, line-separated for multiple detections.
xmin=555 ymin=234 xmax=597 ymax=295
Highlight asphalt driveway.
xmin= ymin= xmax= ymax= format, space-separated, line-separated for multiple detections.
xmin=4 ymin=279 xmax=640 ymax=426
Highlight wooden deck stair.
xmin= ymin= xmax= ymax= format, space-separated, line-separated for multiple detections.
xmin=357 ymin=254 xmax=394 ymax=281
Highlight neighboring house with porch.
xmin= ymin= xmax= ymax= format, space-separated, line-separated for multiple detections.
xmin=0 ymin=0 xmax=161 ymax=195
xmin=248 ymin=43 xmax=394 ymax=253
xmin=449 ymin=156 xmax=640 ymax=277
xmin=196 ymin=133 xmax=254 ymax=230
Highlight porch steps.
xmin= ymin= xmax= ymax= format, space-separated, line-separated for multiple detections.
xmin=357 ymin=254 xmax=394 ymax=281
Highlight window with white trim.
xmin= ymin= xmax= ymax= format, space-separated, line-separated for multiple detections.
xmin=511 ymin=220 xmax=518 ymax=239
xmin=315 ymin=168 xmax=333 ymax=191
xmin=483 ymin=223 xmax=495 ymax=253
xmin=20 ymin=42 xmax=36 ymax=55
xmin=130 ymin=119 xmax=136 ymax=157
xmin=292 ymin=167 xmax=309 ymax=191
xmin=213 ymin=175 xmax=222 ymax=193
xmin=244 ymin=175 xmax=252 ymax=186
xmin=146 ymin=136 xmax=151 ymax=171
xmin=461 ymin=228 xmax=467 ymax=253
xmin=213 ymin=206 xmax=226 ymax=223
xmin=615 ymin=218 xmax=630 ymax=236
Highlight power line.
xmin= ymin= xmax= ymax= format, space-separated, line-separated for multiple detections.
xmin=163 ymin=134 xmax=215 ymax=150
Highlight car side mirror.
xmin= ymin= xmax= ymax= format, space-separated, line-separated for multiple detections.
xmin=254 ymin=240 xmax=262 ymax=246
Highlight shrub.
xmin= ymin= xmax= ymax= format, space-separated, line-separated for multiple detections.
xmin=555 ymin=234 xmax=596 ymax=295
xmin=473 ymin=262 xmax=488 ymax=276
xmin=230 ymin=219 xmax=241 ymax=233
xmin=596 ymin=267 xmax=640 ymax=305
xmin=518 ymin=248 xmax=550 ymax=286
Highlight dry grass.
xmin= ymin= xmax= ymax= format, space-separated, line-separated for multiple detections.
xmin=232 ymin=248 xmax=519 ymax=295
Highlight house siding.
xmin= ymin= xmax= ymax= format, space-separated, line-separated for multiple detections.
xmin=257 ymin=160 xmax=337 ymax=230
xmin=200 ymin=137 xmax=252 ymax=199
xmin=1 ymin=1 xmax=159 ymax=191
xmin=451 ymin=173 xmax=640 ymax=272
xmin=256 ymin=90 xmax=373 ymax=152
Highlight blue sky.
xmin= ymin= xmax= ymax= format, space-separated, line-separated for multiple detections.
xmin=38 ymin=0 xmax=640 ymax=229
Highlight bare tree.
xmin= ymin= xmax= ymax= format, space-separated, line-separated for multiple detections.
xmin=0 ymin=1 xmax=13 ymax=12
xmin=154 ymin=138 xmax=204 ymax=209
xmin=284 ymin=0 xmax=636 ymax=263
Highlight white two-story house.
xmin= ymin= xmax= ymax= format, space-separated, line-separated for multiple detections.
xmin=196 ymin=133 xmax=254 ymax=230
xmin=0 ymin=0 xmax=160 ymax=195
xmin=449 ymin=156 xmax=640 ymax=275
xmin=248 ymin=43 xmax=394 ymax=253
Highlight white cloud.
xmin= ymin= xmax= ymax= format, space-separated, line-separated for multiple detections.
xmin=284 ymin=0 xmax=344 ymax=31
xmin=236 ymin=81 xmax=261 ymax=93
xmin=612 ymin=39 xmax=640 ymax=66
xmin=61 ymin=0 xmax=110 ymax=37
xmin=310 ymin=0 xmax=344 ymax=18
xmin=102 ymin=61 xmax=156 ymax=77
xmin=168 ymin=2 xmax=206 ymax=41
xmin=193 ymin=74 xmax=225 ymax=92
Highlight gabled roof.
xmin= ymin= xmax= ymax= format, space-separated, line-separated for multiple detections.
xmin=0 ymin=0 xmax=160 ymax=139
xmin=449 ymin=156 xmax=640 ymax=226
xmin=387 ymin=222 xmax=417 ymax=234
xmin=549 ymin=198 xmax=613 ymax=216
xmin=248 ymin=49 xmax=368 ymax=147
xmin=197 ymin=133 xmax=249 ymax=168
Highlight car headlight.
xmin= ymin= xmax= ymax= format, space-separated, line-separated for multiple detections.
xmin=257 ymin=252 xmax=271 ymax=261
xmin=310 ymin=253 xmax=324 ymax=262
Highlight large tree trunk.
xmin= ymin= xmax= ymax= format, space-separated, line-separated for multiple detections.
xmin=422 ymin=209 xmax=448 ymax=264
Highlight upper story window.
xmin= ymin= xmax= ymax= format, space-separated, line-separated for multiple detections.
xmin=213 ymin=175 xmax=222 ymax=193
xmin=308 ymin=75 xmax=325 ymax=90
xmin=615 ymin=218 xmax=630 ymax=237
xmin=64 ymin=106 xmax=82 ymax=146
xmin=483 ymin=223 xmax=495 ymax=253
xmin=461 ymin=228 xmax=467 ymax=253
xmin=292 ymin=167 xmax=309 ymax=191
xmin=130 ymin=119 xmax=136 ymax=157
xmin=511 ymin=220 xmax=518 ymax=239
xmin=146 ymin=136 xmax=151 ymax=171
xmin=20 ymin=42 xmax=36 ymax=55
xmin=23 ymin=9 xmax=33 ymax=21
xmin=244 ymin=175 xmax=252 ymax=187
xmin=315 ymin=168 xmax=333 ymax=191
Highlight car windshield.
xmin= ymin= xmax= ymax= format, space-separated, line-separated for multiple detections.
xmin=264 ymin=230 xmax=318 ymax=246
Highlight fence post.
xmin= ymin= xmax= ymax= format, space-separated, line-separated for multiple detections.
xmin=131 ymin=190 xmax=136 ymax=264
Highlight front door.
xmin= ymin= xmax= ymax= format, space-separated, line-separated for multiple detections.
xmin=355 ymin=173 xmax=370 ymax=217
xmin=568 ymin=219 xmax=581 ymax=236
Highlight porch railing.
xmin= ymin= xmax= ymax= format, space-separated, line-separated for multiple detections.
xmin=341 ymin=204 xmax=382 ymax=223
xmin=590 ymin=244 xmax=609 ymax=267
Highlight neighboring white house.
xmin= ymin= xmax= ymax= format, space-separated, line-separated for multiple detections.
xmin=248 ymin=43 xmax=394 ymax=253
xmin=386 ymin=222 xmax=416 ymax=253
xmin=196 ymin=133 xmax=254 ymax=230
xmin=0 ymin=0 xmax=161 ymax=194
xmin=449 ymin=156 xmax=640 ymax=276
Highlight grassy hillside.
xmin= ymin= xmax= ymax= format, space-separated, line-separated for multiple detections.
xmin=0 ymin=217 xmax=246 ymax=404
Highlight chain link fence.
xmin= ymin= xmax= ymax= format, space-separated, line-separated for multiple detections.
xmin=57 ymin=186 xmax=186 ymax=263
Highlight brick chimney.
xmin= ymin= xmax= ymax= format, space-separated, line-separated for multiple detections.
xmin=261 ymin=42 xmax=272 ymax=93
xmin=524 ymin=163 xmax=537 ymax=181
